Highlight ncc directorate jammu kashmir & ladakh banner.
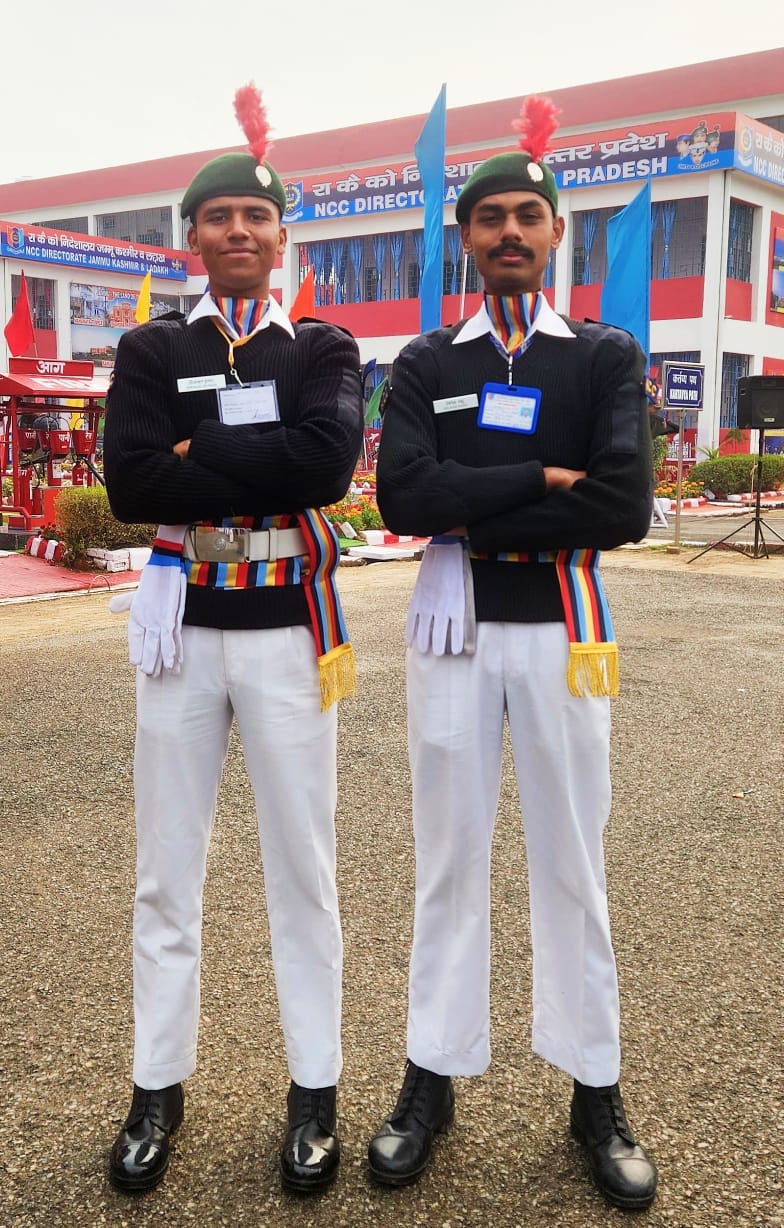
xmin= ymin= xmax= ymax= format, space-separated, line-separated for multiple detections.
xmin=0 ymin=221 xmax=187 ymax=281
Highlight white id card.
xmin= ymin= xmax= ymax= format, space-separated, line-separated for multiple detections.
xmin=217 ymin=380 xmax=279 ymax=425
xmin=478 ymin=382 xmax=541 ymax=434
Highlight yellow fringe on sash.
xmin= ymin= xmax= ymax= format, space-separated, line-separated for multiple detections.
xmin=566 ymin=642 xmax=619 ymax=698
xmin=317 ymin=642 xmax=357 ymax=711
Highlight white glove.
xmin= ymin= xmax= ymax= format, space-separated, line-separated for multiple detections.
xmin=118 ymin=525 xmax=188 ymax=677
xmin=108 ymin=591 xmax=134 ymax=613
xmin=406 ymin=537 xmax=476 ymax=656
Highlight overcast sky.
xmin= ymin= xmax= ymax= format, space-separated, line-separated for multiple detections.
xmin=1 ymin=0 xmax=780 ymax=182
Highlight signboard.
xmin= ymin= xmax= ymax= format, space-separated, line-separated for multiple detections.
xmin=734 ymin=115 xmax=784 ymax=189
xmin=283 ymin=158 xmax=480 ymax=223
xmin=544 ymin=112 xmax=734 ymax=191
xmin=281 ymin=111 xmax=743 ymax=223
xmin=663 ymin=361 xmax=705 ymax=411
xmin=9 ymin=357 xmax=93 ymax=377
xmin=770 ymin=223 xmax=784 ymax=314
xmin=281 ymin=110 xmax=784 ymax=224
xmin=70 ymin=282 xmax=180 ymax=369
xmin=1 ymin=220 xmax=187 ymax=281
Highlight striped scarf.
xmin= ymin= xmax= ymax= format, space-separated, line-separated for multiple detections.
xmin=183 ymin=508 xmax=355 ymax=710
xmin=469 ymin=546 xmax=618 ymax=697
xmin=484 ymin=291 xmax=543 ymax=357
xmin=213 ymin=296 xmax=269 ymax=337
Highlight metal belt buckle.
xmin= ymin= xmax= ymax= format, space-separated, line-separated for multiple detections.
xmin=193 ymin=526 xmax=248 ymax=562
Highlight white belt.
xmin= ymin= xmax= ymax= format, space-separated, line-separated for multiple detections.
xmin=184 ymin=525 xmax=307 ymax=563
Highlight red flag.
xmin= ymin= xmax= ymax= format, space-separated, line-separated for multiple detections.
xmin=4 ymin=271 xmax=35 ymax=356
xmin=289 ymin=267 xmax=316 ymax=321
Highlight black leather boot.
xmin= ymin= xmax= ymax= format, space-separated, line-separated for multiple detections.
xmin=279 ymin=1082 xmax=340 ymax=1192
xmin=367 ymin=1060 xmax=455 ymax=1186
xmin=108 ymin=1083 xmax=184 ymax=1193
xmin=570 ymin=1080 xmax=658 ymax=1209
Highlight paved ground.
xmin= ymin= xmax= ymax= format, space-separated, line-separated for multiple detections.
xmin=0 ymin=553 xmax=782 ymax=1227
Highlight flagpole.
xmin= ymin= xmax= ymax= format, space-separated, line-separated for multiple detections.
xmin=415 ymin=84 xmax=447 ymax=335
xmin=459 ymin=252 xmax=468 ymax=319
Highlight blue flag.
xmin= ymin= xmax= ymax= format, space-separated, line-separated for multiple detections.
xmin=415 ymin=84 xmax=447 ymax=333
xmin=600 ymin=180 xmax=651 ymax=361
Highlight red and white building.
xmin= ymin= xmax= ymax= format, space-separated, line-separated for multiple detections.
xmin=2 ymin=47 xmax=784 ymax=456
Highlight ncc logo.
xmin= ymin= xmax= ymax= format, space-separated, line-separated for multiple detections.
xmin=7 ymin=225 xmax=25 ymax=251
xmin=284 ymin=181 xmax=304 ymax=221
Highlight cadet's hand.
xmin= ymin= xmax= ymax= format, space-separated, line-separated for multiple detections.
xmin=173 ymin=439 xmax=191 ymax=458
xmin=543 ymin=466 xmax=586 ymax=490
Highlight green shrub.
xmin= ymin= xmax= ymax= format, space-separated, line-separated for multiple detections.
xmin=689 ymin=454 xmax=784 ymax=497
xmin=359 ymin=502 xmax=384 ymax=530
xmin=651 ymin=434 xmax=668 ymax=478
xmin=55 ymin=486 xmax=156 ymax=568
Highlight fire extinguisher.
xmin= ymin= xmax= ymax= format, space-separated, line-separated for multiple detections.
xmin=45 ymin=430 xmax=72 ymax=487
xmin=17 ymin=467 xmax=34 ymax=511
xmin=71 ymin=459 xmax=87 ymax=487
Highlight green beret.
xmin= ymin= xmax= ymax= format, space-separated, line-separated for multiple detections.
xmin=180 ymin=152 xmax=287 ymax=221
xmin=456 ymin=151 xmax=558 ymax=224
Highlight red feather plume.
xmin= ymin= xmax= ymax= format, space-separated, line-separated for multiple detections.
xmin=511 ymin=96 xmax=561 ymax=162
xmin=234 ymin=83 xmax=272 ymax=164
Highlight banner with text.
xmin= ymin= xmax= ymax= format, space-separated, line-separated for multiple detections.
xmin=70 ymin=282 xmax=180 ymax=368
xmin=734 ymin=115 xmax=784 ymax=190
xmin=770 ymin=224 xmax=784 ymax=315
xmin=1 ymin=221 xmax=187 ymax=281
xmin=282 ymin=111 xmax=784 ymax=223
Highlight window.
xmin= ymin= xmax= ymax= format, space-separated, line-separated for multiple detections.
xmin=726 ymin=201 xmax=755 ymax=281
xmin=571 ymin=208 xmax=619 ymax=284
xmin=464 ymin=254 xmax=480 ymax=295
xmin=181 ymin=294 xmax=204 ymax=314
xmin=442 ymin=259 xmax=457 ymax=296
xmin=652 ymin=198 xmax=707 ymax=279
xmin=719 ymin=353 xmax=751 ymax=428
xmin=572 ymin=245 xmax=586 ymax=286
xmin=363 ymin=267 xmax=379 ymax=302
xmin=443 ymin=252 xmax=480 ymax=296
xmin=36 ymin=216 xmax=89 ymax=234
xmin=11 ymin=275 xmax=56 ymax=330
xmin=300 ymin=229 xmax=480 ymax=305
xmin=759 ymin=114 xmax=784 ymax=133
xmin=96 ymin=207 xmax=174 ymax=248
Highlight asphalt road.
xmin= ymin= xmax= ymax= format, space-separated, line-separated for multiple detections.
xmin=645 ymin=504 xmax=784 ymax=554
xmin=0 ymin=554 xmax=782 ymax=1228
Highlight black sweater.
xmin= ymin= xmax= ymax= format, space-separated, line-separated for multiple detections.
xmin=377 ymin=319 xmax=652 ymax=624
xmin=104 ymin=314 xmax=363 ymax=629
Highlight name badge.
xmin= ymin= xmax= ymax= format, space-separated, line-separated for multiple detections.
xmin=433 ymin=393 xmax=479 ymax=415
xmin=177 ymin=374 xmax=227 ymax=393
xmin=217 ymin=380 xmax=279 ymax=425
xmin=478 ymin=383 xmax=541 ymax=434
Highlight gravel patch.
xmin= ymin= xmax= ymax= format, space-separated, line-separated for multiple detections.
xmin=0 ymin=556 xmax=782 ymax=1227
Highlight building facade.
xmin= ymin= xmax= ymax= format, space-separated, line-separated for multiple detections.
xmin=2 ymin=48 xmax=784 ymax=454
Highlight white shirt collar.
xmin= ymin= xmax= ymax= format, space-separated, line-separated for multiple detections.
xmin=187 ymin=291 xmax=295 ymax=340
xmin=453 ymin=294 xmax=575 ymax=345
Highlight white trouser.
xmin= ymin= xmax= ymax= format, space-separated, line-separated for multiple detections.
xmin=131 ymin=624 xmax=342 ymax=1091
xmin=406 ymin=621 xmax=621 ymax=1087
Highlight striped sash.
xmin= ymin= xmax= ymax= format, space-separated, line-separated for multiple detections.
xmin=469 ymin=546 xmax=618 ymax=697
xmin=298 ymin=508 xmax=356 ymax=710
